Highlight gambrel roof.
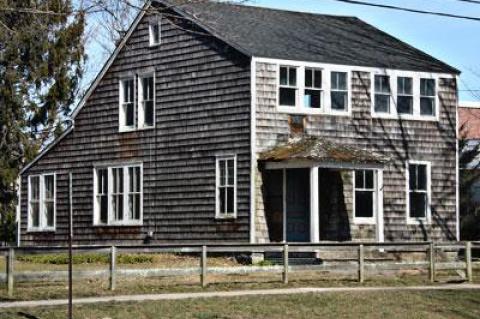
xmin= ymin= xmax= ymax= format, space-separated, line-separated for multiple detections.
xmin=162 ymin=0 xmax=459 ymax=74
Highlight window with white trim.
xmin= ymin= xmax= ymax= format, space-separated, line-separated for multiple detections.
xmin=374 ymin=75 xmax=391 ymax=114
xmin=216 ymin=156 xmax=237 ymax=218
xmin=304 ymin=68 xmax=323 ymax=109
xmin=138 ymin=74 xmax=155 ymax=128
xmin=120 ymin=78 xmax=135 ymax=130
xmin=28 ymin=174 xmax=55 ymax=231
xmin=279 ymin=66 xmax=298 ymax=107
xmin=149 ymin=17 xmax=161 ymax=46
xmin=420 ymin=78 xmax=436 ymax=116
xmin=331 ymin=71 xmax=348 ymax=111
xmin=94 ymin=164 xmax=143 ymax=226
xmin=397 ymin=77 xmax=414 ymax=115
xmin=407 ymin=162 xmax=430 ymax=221
xmin=354 ymin=170 xmax=376 ymax=222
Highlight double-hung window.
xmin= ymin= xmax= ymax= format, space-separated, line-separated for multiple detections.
xmin=120 ymin=78 xmax=135 ymax=130
xmin=279 ymin=66 xmax=298 ymax=107
xmin=374 ymin=75 xmax=391 ymax=114
xmin=397 ymin=77 xmax=414 ymax=115
xmin=304 ymin=68 xmax=323 ymax=109
xmin=354 ymin=170 xmax=376 ymax=223
xmin=420 ymin=78 xmax=436 ymax=116
xmin=407 ymin=162 xmax=430 ymax=222
xmin=28 ymin=174 xmax=56 ymax=231
xmin=216 ymin=156 xmax=237 ymax=218
xmin=330 ymin=71 xmax=348 ymax=111
xmin=139 ymin=75 xmax=155 ymax=128
xmin=94 ymin=164 xmax=143 ymax=226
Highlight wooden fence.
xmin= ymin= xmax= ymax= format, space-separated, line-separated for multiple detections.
xmin=1 ymin=241 xmax=479 ymax=297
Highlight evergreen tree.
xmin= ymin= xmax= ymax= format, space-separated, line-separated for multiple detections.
xmin=0 ymin=0 xmax=85 ymax=244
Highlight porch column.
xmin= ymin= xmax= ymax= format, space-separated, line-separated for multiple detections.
xmin=376 ymin=169 xmax=384 ymax=242
xmin=310 ymin=166 xmax=320 ymax=243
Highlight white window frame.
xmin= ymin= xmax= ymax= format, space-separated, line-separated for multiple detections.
xmin=276 ymin=63 xmax=351 ymax=116
xmin=330 ymin=71 xmax=350 ymax=115
xmin=304 ymin=67 xmax=324 ymax=110
xmin=352 ymin=170 xmax=377 ymax=225
xmin=138 ymin=72 xmax=156 ymax=129
xmin=149 ymin=16 xmax=161 ymax=46
xmin=278 ymin=65 xmax=299 ymax=108
xmin=119 ymin=77 xmax=136 ymax=132
xmin=373 ymin=74 xmax=393 ymax=114
xmin=371 ymin=70 xmax=440 ymax=121
xmin=406 ymin=160 xmax=432 ymax=225
xmin=93 ymin=163 xmax=143 ymax=226
xmin=28 ymin=173 xmax=56 ymax=232
xmin=420 ymin=78 xmax=437 ymax=117
xmin=215 ymin=155 xmax=237 ymax=219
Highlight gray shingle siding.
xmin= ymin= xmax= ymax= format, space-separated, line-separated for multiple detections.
xmin=20 ymin=9 xmax=252 ymax=246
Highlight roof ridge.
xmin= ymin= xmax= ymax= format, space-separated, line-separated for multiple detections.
xmin=159 ymin=0 xmax=357 ymax=19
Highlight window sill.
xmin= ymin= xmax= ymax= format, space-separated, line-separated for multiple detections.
xmin=215 ymin=215 xmax=237 ymax=221
xmin=119 ymin=126 xmax=155 ymax=133
xmin=149 ymin=43 xmax=161 ymax=48
xmin=93 ymin=222 xmax=143 ymax=227
xmin=353 ymin=218 xmax=376 ymax=225
xmin=276 ymin=106 xmax=350 ymax=117
xmin=372 ymin=113 xmax=439 ymax=122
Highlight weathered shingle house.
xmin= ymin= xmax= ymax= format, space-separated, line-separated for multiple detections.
xmin=18 ymin=0 xmax=460 ymax=246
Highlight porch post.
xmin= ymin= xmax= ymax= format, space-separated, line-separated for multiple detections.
xmin=376 ymin=169 xmax=384 ymax=242
xmin=310 ymin=166 xmax=320 ymax=243
xmin=282 ymin=168 xmax=287 ymax=243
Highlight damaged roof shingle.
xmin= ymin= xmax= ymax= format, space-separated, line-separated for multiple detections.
xmin=259 ymin=136 xmax=389 ymax=165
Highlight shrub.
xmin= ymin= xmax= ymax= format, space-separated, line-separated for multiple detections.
xmin=17 ymin=253 xmax=154 ymax=265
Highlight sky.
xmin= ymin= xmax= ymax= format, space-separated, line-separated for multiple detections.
xmin=84 ymin=0 xmax=480 ymax=102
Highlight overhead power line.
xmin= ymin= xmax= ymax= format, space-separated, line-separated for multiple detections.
xmin=456 ymin=0 xmax=480 ymax=4
xmin=329 ymin=0 xmax=480 ymax=22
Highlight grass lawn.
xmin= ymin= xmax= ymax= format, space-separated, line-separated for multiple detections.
xmin=1 ymin=290 xmax=480 ymax=319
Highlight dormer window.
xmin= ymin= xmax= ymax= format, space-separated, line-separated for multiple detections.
xmin=279 ymin=66 xmax=298 ymax=107
xmin=397 ymin=77 xmax=413 ymax=115
xmin=149 ymin=17 xmax=161 ymax=46
xmin=372 ymin=71 xmax=439 ymax=120
xmin=304 ymin=68 xmax=323 ymax=109
xmin=420 ymin=78 xmax=436 ymax=116
xmin=330 ymin=72 xmax=348 ymax=111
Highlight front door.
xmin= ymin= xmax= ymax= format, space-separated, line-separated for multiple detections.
xmin=286 ymin=169 xmax=310 ymax=242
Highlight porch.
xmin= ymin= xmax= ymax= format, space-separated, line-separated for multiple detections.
xmin=256 ymin=136 xmax=389 ymax=244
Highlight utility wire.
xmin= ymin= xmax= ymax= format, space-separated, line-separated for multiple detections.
xmin=456 ymin=0 xmax=480 ymax=4
xmin=329 ymin=0 xmax=480 ymax=21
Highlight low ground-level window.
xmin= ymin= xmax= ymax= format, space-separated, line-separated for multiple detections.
xmin=28 ymin=174 xmax=56 ymax=231
xmin=407 ymin=162 xmax=430 ymax=221
xmin=354 ymin=170 xmax=376 ymax=222
xmin=216 ymin=156 xmax=237 ymax=218
xmin=94 ymin=164 xmax=143 ymax=226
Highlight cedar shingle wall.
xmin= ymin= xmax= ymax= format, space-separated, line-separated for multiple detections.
xmin=255 ymin=62 xmax=457 ymax=242
xmin=20 ymin=11 xmax=252 ymax=246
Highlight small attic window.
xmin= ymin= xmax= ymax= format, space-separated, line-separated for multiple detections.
xmin=149 ymin=16 xmax=161 ymax=46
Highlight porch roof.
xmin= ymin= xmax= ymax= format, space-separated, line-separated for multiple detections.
xmin=258 ymin=136 xmax=389 ymax=165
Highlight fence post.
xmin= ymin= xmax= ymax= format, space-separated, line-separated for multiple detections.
xmin=466 ymin=241 xmax=473 ymax=283
xmin=7 ymin=248 xmax=14 ymax=297
xmin=109 ymin=246 xmax=116 ymax=291
xmin=358 ymin=244 xmax=365 ymax=283
xmin=283 ymin=244 xmax=289 ymax=284
xmin=429 ymin=242 xmax=435 ymax=283
xmin=201 ymin=245 xmax=207 ymax=288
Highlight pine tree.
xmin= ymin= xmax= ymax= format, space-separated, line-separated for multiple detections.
xmin=0 ymin=0 xmax=85 ymax=244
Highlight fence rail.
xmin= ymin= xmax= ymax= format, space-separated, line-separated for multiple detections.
xmin=2 ymin=241 xmax=479 ymax=297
